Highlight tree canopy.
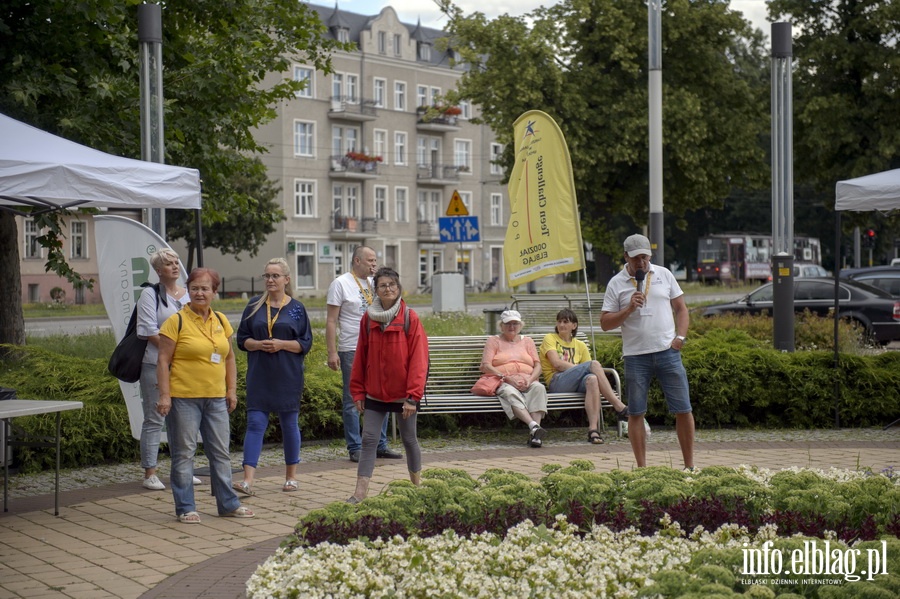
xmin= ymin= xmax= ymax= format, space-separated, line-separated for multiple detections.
xmin=0 ymin=0 xmax=342 ymax=345
xmin=440 ymin=0 xmax=771 ymax=260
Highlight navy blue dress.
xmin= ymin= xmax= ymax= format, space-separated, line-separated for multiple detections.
xmin=237 ymin=297 xmax=313 ymax=412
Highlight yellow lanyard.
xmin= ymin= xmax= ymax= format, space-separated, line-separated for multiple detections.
xmin=266 ymin=296 xmax=287 ymax=338
xmin=190 ymin=310 xmax=219 ymax=354
xmin=352 ymin=273 xmax=373 ymax=305
xmin=632 ymin=270 xmax=653 ymax=295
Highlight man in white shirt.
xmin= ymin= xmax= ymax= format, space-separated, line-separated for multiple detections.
xmin=600 ymin=234 xmax=694 ymax=470
xmin=326 ymin=246 xmax=400 ymax=462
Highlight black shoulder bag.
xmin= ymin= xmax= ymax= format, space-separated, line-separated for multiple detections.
xmin=108 ymin=283 xmax=166 ymax=383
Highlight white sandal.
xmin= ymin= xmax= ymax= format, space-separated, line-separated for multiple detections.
xmin=282 ymin=480 xmax=299 ymax=492
xmin=222 ymin=506 xmax=255 ymax=518
xmin=178 ymin=511 xmax=201 ymax=524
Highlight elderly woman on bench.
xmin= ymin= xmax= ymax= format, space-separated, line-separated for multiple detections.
xmin=478 ymin=310 xmax=549 ymax=448
xmin=539 ymin=308 xmax=628 ymax=445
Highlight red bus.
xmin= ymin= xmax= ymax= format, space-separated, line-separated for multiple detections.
xmin=696 ymin=234 xmax=821 ymax=283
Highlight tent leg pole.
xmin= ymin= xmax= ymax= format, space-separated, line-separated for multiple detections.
xmin=833 ymin=211 xmax=841 ymax=429
xmin=194 ymin=208 xmax=204 ymax=268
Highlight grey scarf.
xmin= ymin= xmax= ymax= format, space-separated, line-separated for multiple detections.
xmin=367 ymin=296 xmax=402 ymax=328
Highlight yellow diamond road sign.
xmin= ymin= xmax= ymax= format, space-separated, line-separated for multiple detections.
xmin=446 ymin=190 xmax=468 ymax=216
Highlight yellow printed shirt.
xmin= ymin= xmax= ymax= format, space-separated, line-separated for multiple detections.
xmin=539 ymin=332 xmax=591 ymax=386
xmin=159 ymin=306 xmax=233 ymax=398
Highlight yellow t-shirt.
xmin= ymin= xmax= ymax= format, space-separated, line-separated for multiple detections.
xmin=539 ymin=333 xmax=591 ymax=386
xmin=159 ymin=306 xmax=233 ymax=398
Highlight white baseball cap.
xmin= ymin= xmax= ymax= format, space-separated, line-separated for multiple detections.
xmin=624 ymin=234 xmax=652 ymax=257
xmin=500 ymin=309 xmax=523 ymax=324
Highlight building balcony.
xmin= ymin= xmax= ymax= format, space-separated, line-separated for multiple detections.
xmin=416 ymin=163 xmax=460 ymax=185
xmin=331 ymin=214 xmax=376 ymax=239
xmin=330 ymin=154 xmax=382 ymax=179
xmin=328 ymin=97 xmax=378 ymax=121
xmin=417 ymin=220 xmax=440 ymax=241
xmin=416 ymin=106 xmax=461 ymax=131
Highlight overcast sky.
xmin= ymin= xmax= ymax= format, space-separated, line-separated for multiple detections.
xmin=331 ymin=0 xmax=773 ymax=35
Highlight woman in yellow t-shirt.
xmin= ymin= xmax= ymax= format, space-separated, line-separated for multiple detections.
xmin=156 ymin=268 xmax=254 ymax=524
xmin=539 ymin=309 xmax=628 ymax=445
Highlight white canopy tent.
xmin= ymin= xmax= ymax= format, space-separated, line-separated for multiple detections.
xmin=0 ymin=112 xmax=201 ymax=214
xmin=833 ymin=167 xmax=900 ymax=428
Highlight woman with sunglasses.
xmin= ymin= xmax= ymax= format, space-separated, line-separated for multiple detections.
xmin=347 ymin=267 xmax=428 ymax=504
xmin=232 ymin=258 xmax=312 ymax=495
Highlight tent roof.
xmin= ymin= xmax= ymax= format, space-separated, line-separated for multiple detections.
xmin=0 ymin=112 xmax=201 ymax=214
xmin=835 ymin=168 xmax=900 ymax=212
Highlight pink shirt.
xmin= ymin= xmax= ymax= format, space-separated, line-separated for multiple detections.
xmin=482 ymin=335 xmax=539 ymax=375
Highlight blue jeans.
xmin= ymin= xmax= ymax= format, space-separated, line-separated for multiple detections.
xmin=548 ymin=361 xmax=594 ymax=394
xmin=624 ymin=348 xmax=692 ymax=416
xmin=340 ymin=350 xmax=389 ymax=454
xmin=242 ymin=409 xmax=300 ymax=468
xmin=139 ymin=363 xmax=165 ymax=470
xmin=165 ymin=397 xmax=241 ymax=517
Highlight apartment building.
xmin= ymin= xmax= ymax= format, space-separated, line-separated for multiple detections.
xmin=194 ymin=4 xmax=509 ymax=297
xmin=16 ymin=4 xmax=509 ymax=304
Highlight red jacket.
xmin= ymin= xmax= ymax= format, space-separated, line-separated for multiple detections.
xmin=350 ymin=300 xmax=429 ymax=403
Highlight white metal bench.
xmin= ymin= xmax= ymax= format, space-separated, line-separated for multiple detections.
xmin=510 ymin=293 xmax=616 ymax=336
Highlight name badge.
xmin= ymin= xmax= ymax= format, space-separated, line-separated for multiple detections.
xmin=210 ymin=353 xmax=222 ymax=364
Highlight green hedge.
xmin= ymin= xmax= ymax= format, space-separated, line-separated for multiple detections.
xmin=2 ymin=316 xmax=899 ymax=472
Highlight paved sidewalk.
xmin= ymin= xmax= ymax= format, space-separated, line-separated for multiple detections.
xmin=1 ymin=427 xmax=898 ymax=599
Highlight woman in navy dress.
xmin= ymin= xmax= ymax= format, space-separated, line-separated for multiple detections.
xmin=233 ymin=257 xmax=313 ymax=494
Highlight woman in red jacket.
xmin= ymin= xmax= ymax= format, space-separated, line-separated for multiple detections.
xmin=347 ymin=267 xmax=429 ymax=503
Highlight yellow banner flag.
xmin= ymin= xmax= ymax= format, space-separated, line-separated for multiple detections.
xmin=504 ymin=110 xmax=584 ymax=286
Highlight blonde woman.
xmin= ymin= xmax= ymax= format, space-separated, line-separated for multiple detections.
xmin=233 ymin=258 xmax=312 ymax=494
xmin=136 ymin=248 xmax=196 ymax=490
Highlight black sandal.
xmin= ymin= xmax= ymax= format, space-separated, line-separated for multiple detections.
xmin=588 ymin=429 xmax=604 ymax=445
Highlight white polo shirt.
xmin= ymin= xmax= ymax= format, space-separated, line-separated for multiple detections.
xmin=602 ymin=265 xmax=683 ymax=356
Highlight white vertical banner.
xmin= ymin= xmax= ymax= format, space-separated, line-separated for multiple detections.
xmin=94 ymin=214 xmax=186 ymax=440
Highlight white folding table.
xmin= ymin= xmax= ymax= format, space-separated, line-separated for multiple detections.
xmin=1 ymin=399 xmax=83 ymax=516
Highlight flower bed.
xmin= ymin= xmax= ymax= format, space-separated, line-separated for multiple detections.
xmin=248 ymin=464 xmax=900 ymax=598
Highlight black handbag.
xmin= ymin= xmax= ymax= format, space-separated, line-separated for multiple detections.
xmin=108 ymin=283 xmax=165 ymax=383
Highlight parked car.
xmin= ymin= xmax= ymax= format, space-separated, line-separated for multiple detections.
xmin=841 ymin=266 xmax=900 ymax=298
xmin=793 ymin=263 xmax=829 ymax=278
xmin=701 ymin=277 xmax=900 ymax=344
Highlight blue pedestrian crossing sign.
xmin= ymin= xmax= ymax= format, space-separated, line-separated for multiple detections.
xmin=439 ymin=216 xmax=480 ymax=243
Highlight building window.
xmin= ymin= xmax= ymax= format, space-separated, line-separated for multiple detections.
xmin=294 ymin=121 xmax=314 ymax=157
xmin=295 ymin=243 xmax=315 ymax=288
xmin=430 ymin=87 xmax=441 ymax=106
xmin=374 ymin=78 xmax=386 ymax=108
xmin=490 ymin=193 xmax=503 ymax=226
xmin=332 ymin=184 xmax=344 ymax=221
xmin=28 ymin=284 xmax=40 ymax=303
xmin=374 ymin=186 xmax=388 ymax=221
xmin=419 ymin=42 xmax=431 ymax=62
xmin=346 ymin=74 xmax=358 ymax=103
xmin=293 ymin=65 xmax=313 ymax=98
xmin=24 ymin=218 xmax=41 ymax=259
xmin=416 ymin=85 xmax=428 ymax=108
xmin=70 ymin=221 xmax=86 ymax=259
xmin=393 ymin=33 xmax=402 ymax=56
xmin=294 ymin=180 xmax=315 ymax=216
xmin=373 ymin=129 xmax=388 ymax=163
xmin=394 ymin=81 xmax=407 ymax=111
xmin=395 ymin=187 xmax=408 ymax=222
xmin=454 ymin=139 xmax=472 ymax=172
xmin=336 ymin=28 xmax=349 ymax=43
xmin=332 ymin=73 xmax=343 ymax=101
xmin=460 ymin=100 xmax=471 ymax=120
xmin=378 ymin=31 xmax=386 ymax=54
xmin=347 ymin=185 xmax=359 ymax=218
xmin=459 ymin=191 xmax=473 ymax=213
xmin=394 ymin=131 xmax=407 ymax=166
xmin=490 ymin=143 xmax=504 ymax=175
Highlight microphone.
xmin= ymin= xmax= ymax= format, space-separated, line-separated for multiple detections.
xmin=634 ymin=269 xmax=645 ymax=294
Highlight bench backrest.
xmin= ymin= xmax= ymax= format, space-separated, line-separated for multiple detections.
xmin=510 ymin=293 xmax=607 ymax=334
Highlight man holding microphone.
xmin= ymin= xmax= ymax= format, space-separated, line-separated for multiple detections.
xmin=600 ymin=234 xmax=694 ymax=470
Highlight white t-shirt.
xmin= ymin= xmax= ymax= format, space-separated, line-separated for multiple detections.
xmin=326 ymin=271 xmax=373 ymax=352
xmin=136 ymin=285 xmax=183 ymax=365
xmin=601 ymin=265 xmax=684 ymax=356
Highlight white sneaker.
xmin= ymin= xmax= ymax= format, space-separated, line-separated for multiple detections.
xmin=143 ymin=475 xmax=166 ymax=491
xmin=192 ymin=476 xmax=203 ymax=485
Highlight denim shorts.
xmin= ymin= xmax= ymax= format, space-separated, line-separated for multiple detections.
xmin=548 ymin=361 xmax=594 ymax=394
xmin=623 ymin=348 xmax=692 ymax=416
